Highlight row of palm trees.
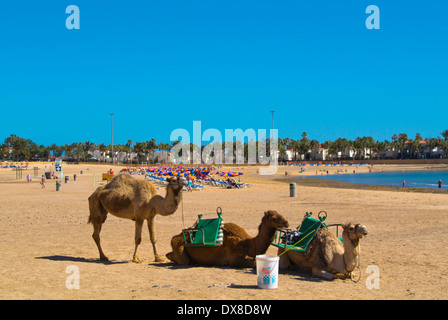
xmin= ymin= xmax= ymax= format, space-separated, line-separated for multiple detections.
xmin=278 ymin=131 xmax=448 ymax=161
xmin=0 ymin=135 xmax=171 ymax=163
xmin=1 ymin=130 xmax=448 ymax=162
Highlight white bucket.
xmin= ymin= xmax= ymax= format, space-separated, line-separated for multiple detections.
xmin=256 ymin=254 xmax=279 ymax=289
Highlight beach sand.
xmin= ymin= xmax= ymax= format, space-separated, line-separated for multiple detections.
xmin=0 ymin=162 xmax=447 ymax=300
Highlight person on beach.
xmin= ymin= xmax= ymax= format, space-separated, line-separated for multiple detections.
xmin=439 ymin=179 xmax=443 ymax=189
xmin=402 ymin=180 xmax=406 ymax=188
xmin=40 ymin=175 xmax=46 ymax=189
xmin=186 ymin=173 xmax=193 ymax=192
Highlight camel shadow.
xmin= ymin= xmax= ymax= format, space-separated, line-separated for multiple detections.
xmin=279 ymin=269 xmax=326 ymax=283
xmin=228 ymin=284 xmax=259 ymax=290
xmin=149 ymin=262 xmax=257 ymax=275
xmin=35 ymin=255 xmax=128 ymax=265
xmin=148 ymin=262 xmax=237 ymax=271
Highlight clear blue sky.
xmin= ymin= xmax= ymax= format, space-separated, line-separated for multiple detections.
xmin=0 ymin=1 xmax=447 ymax=146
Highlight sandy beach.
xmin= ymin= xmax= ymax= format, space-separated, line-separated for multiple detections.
xmin=1 ymin=162 xmax=447 ymax=300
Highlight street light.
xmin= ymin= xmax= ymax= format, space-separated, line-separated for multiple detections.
xmin=270 ymin=110 xmax=277 ymax=163
xmin=109 ymin=113 xmax=114 ymax=164
xmin=270 ymin=110 xmax=275 ymax=132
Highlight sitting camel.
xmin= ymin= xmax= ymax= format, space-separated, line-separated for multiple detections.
xmin=88 ymin=173 xmax=187 ymax=262
xmin=166 ymin=210 xmax=289 ymax=268
xmin=278 ymin=222 xmax=368 ymax=280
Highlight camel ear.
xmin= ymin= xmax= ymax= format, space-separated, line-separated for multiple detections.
xmin=342 ymin=222 xmax=354 ymax=231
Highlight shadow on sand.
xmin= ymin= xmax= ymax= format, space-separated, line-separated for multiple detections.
xmin=35 ymin=255 xmax=128 ymax=265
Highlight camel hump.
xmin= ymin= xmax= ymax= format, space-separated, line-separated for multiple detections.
xmin=105 ymin=173 xmax=134 ymax=188
xmin=223 ymin=223 xmax=251 ymax=239
xmin=98 ymin=188 xmax=133 ymax=213
xmin=105 ymin=173 xmax=158 ymax=197
xmin=308 ymin=228 xmax=341 ymax=266
xmin=89 ymin=185 xmax=105 ymax=197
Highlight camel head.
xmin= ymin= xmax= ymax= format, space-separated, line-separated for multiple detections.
xmin=262 ymin=210 xmax=289 ymax=229
xmin=342 ymin=222 xmax=368 ymax=242
xmin=166 ymin=176 xmax=188 ymax=193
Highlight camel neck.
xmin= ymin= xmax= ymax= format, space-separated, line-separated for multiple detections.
xmin=153 ymin=185 xmax=182 ymax=216
xmin=248 ymin=221 xmax=276 ymax=257
xmin=342 ymin=234 xmax=359 ymax=273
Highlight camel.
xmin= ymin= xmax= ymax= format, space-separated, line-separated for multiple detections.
xmin=278 ymin=222 xmax=368 ymax=280
xmin=166 ymin=210 xmax=289 ymax=268
xmin=88 ymin=173 xmax=187 ymax=262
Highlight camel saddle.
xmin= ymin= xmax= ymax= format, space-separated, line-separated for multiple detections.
xmin=182 ymin=207 xmax=224 ymax=247
xmin=272 ymin=211 xmax=343 ymax=253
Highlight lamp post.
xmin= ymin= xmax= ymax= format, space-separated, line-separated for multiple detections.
xmin=270 ymin=110 xmax=277 ymax=163
xmin=109 ymin=113 xmax=114 ymax=164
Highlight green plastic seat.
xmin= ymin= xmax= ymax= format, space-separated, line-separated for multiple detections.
xmin=182 ymin=208 xmax=224 ymax=247
xmin=272 ymin=211 xmax=341 ymax=252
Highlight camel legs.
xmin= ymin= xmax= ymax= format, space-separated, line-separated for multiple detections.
xmin=92 ymin=222 xmax=109 ymax=261
xmin=166 ymin=233 xmax=191 ymax=265
xmin=312 ymin=267 xmax=337 ymax=280
xmin=229 ymin=255 xmax=256 ymax=268
xmin=147 ymin=215 xmax=164 ymax=262
xmin=89 ymin=193 xmax=109 ymax=261
xmin=132 ymin=218 xmax=144 ymax=263
xmin=278 ymin=250 xmax=291 ymax=270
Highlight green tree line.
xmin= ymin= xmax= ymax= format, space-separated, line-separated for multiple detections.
xmin=1 ymin=130 xmax=448 ymax=162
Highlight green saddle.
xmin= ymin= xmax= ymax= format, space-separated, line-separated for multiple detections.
xmin=272 ymin=211 xmax=343 ymax=252
xmin=182 ymin=207 xmax=224 ymax=247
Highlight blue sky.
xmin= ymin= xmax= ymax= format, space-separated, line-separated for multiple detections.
xmin=0 ymin=1 xmax=447 ymax=146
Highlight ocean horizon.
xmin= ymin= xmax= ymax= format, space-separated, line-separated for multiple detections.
xmin=300 ymin=170 xmax=448 ymax=190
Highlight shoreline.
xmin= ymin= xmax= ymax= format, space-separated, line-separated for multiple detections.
xmin=276 ymin=177 xmax=448 ymax=194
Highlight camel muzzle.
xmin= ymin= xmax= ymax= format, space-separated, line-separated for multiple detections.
xmin=179 ymin=177 xmax=188 ymax=186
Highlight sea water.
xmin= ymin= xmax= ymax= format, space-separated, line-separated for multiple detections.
xmin=303 ymin=170 xmax=448 ymax=190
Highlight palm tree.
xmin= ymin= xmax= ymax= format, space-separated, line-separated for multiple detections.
xmin=353 ymin=137 xmax=364 ymax=160
xmin=298 ymin=136 xmax=310 ymax=161
xmin=288 ymin=139 xmax=299 ymax=161
xmin=333 ymin=138 xmax=349 ymax=160
xmin=396 ymin=133 xmax=408 ymax=159
xmin=321 ymin=140 xmax=336 ymax=160
xmin=73 ymin=142 xmax=85 ymax=161
xmin=438 ymin=131 xmax=448 ymax=158
xmin=373 ymin=140 xmax=388 ymax=159
xmin=410 ymin=133 xmax=423 ymax=159
xmin=440 ymin=129 xmax=448 ymax=142
xmin=62 ymin=144 xmax=74 ymax=159
xmin=309 ymin=139 xmax=320 ymax=161
xmin=146 ymin=139 xmax=157 ymax=163
xmin=49 ymin=143 xmax=63 ymax=159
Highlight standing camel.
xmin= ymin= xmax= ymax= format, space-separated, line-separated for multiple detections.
xmin=88 ymin=173 xmax=187 ymax=262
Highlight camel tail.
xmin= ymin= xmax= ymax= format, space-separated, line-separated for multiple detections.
xmin=88 ymin=186 xmax=107 ymax=224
